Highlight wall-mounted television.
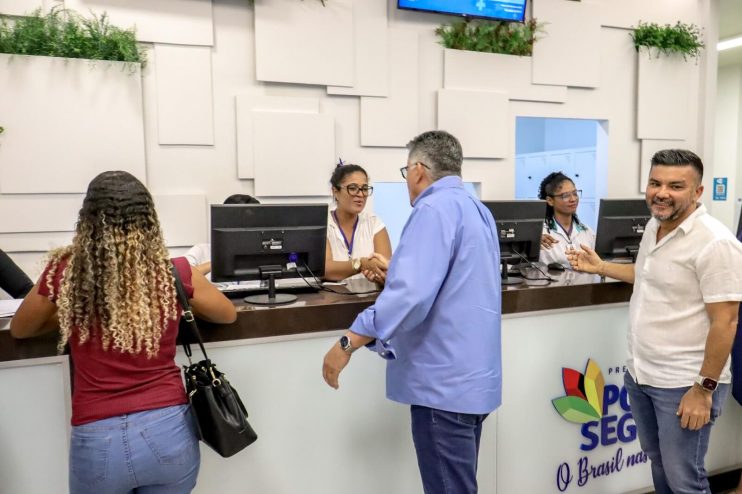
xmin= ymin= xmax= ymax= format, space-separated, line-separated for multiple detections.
xmin=398 ymin=0 xmax=527 ymax=22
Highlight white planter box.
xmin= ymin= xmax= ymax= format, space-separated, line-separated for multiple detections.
xmin=443 ymin=48 xmax=567 ymax=103
xmin=636 ymin=47 xmax=696 ymax=140
xmin=0 ymin=54 xmax=146 ymax=194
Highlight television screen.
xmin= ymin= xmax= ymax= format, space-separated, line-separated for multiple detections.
xmin=398 ymin=0 xmax=527 ymax=22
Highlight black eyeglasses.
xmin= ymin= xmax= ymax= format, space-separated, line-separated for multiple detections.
xmin=400 ymin=162 xmax=431 ymax=179
xmin=549 ymin=189 xmax=582 ymax=201
xmin=340 ymin=184 xmax=374 ymax=196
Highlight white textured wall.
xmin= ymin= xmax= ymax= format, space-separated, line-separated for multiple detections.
xmin=0 ymin=0 xmax=717 ymax=280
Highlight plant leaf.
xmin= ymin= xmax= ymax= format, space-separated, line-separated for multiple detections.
xmin=583 ymin=359 xmax=605 ymax=416
xmin=552 ymin=396 xmax=602 ymax=424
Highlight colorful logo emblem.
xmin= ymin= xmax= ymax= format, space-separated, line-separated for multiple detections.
xmin=552 ymin=359 xmax=605 ymax=424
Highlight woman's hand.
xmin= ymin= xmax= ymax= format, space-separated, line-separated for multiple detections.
xmin=369 ymin=252 xmax=389 ymax=269
xmin=541 ymin=233 xmax=558 ymax=250
xmin=361 ymin=253 xmax=389 ymax=284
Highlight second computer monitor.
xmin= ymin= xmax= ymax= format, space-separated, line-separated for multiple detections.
xmin=211 ymin=203 xmax=327 ymax=284
xmin=594 ymin=199 xmax=651 ymax=260
xmin=481 ymin=200 xmax=545 ymax=263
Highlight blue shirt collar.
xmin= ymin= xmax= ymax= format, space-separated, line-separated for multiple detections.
xmin=412 ymin=175 xmax=463 ymax=206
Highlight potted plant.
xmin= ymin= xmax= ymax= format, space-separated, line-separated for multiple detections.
xmin=630 ymin=21 xmax=704 ymax=61
xmin=435 ymin=18 xmax=544 ymax=56
xmin=0 ymin=8 xmax=145 ymax=66
xmin=632 ymin=21 xmax=702 ymax=141
xmin=438 ymin=19 xmax=563 ymax=103
xmin=0 ymin=8 xmax=147 ymax=194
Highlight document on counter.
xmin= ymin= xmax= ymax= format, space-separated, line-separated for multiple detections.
xmin=0 ymin=299 xmax=23 ymax=317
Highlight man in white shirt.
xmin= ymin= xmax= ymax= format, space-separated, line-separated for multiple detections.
xmin=568 ymin=149 xmax=742 ymax=494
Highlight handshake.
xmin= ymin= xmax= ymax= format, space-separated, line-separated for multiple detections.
xmin=358 ymin=253 xmax=389 ymax=284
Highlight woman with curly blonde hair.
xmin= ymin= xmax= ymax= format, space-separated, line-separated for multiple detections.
xmin=11 ymin=170 xmax=236 ymax=494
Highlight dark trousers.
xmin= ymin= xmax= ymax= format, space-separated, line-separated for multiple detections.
xmin=410 ymin=405 xmax=489 ymax=494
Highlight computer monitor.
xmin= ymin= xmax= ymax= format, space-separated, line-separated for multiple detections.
xmin=397 ymin=0 xmax=527 ymax=22
xmin=594 ymin=199 xmax=651 ymax=261
xmin=211 ymin=204 xmax=328 ymax=305
xmin=482 ymin=200 xmax=546 ymax=285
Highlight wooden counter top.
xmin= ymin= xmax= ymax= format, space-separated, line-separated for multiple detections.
xmin=0 ymin=270 xmax=632 ymax=363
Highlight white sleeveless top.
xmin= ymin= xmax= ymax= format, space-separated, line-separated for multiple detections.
xmin=327 ymin=210 xmax=386 ymax=280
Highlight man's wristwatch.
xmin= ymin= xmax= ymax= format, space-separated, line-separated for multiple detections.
xmin=339 ymin=335 xmax=354 ymax=354
xmin=695 ymin=375 xmax=718 ymax=392
xmin=352 ymin=258 xmax=362 ymax=272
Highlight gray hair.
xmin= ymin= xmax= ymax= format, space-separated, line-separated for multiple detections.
xmin=406 ymin=130 xmax=463 ymax=181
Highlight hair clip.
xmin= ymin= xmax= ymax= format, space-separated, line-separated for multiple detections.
xmin=336 ymin=158 xmax=345 ymax=168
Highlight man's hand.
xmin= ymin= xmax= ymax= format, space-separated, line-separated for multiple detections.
xmin=369 ymin=252 xmax=389 ymax=269
xmin=541 ymin=233 xmax=558 ymax=250
xmin=677 ymin=386 xmax=712 ymax=430
xmin=567 ymin=244 xmax=604 ymax=274
xmin=323 ymin=343 xmax=351 ymax=389
xmin=361 ymin=253 xmax=389 ymax=283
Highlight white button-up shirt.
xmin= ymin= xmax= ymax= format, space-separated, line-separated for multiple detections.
xmin=627 ymin=204 xmax=742 ymax=388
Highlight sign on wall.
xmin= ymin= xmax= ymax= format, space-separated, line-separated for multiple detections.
xmin=550 ymin=359 xmax=648 ymax=492
xmin=713 ymin=177 xmax=728 ymax=201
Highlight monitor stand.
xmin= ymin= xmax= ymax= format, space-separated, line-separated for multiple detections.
xmin=244 ymin=269 xmax=297 ymax=306
xmin=500 ymin=259 xmax=524 ymax=286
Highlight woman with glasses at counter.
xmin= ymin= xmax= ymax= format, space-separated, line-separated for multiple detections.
xmin=325 ymin=162 xmax=392 ymax=283
xmin=538 ymin=171 xmax=595 ymax=269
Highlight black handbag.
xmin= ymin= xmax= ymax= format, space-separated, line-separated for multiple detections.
xmin=171 ymin=265 xmax=258 ymax=457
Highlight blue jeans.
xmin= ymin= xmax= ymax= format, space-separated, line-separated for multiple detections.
xmin=624 ymin=372 xmax=729 ymax=494
xmin=410 ymin=405 xmax=489 ymax=494
xmin=69 ymin=404 xmax=200 ymax=494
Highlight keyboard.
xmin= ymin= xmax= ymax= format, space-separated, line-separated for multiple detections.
xmin=214 ymin=278 xmax=321 ymax=294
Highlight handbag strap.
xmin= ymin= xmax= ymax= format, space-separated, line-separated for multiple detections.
xmin=171 ymin=263 xmax=209 ymax=362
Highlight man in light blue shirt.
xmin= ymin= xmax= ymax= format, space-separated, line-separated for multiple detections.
xmin=323 ymin=130 xmax=502 ymax=494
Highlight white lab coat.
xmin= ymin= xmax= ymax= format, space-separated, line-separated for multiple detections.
xmin=539 ymin=218 xmax=595 ymax=268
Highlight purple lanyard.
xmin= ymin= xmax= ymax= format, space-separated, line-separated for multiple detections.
xmin=555 ymin=219 xmax=574 ymax=242
xmin=332 ymin=210 xmax=359 ymax=259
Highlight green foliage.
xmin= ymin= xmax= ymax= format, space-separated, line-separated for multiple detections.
xmin=435 ymin=19 xmax=544 ymax=56
xmin=631 ymin=21 xmax=704 ymax=60
xmin=0 ymin=8 xmax=145 ymax=65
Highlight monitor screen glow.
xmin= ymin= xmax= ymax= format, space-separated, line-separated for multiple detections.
xmin=398 ymin=0 xmax=527 ymax=22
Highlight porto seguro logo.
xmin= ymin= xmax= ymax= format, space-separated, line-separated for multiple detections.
xmin=551 ymin=359 xmax=647 ymax=491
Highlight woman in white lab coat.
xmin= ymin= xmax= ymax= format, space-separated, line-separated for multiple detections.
xmin=538 ymin=172 xmax=595 ymax=269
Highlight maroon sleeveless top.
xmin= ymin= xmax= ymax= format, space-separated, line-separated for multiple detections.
xmin=39 ymin=256 xmax=192 ymax=425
